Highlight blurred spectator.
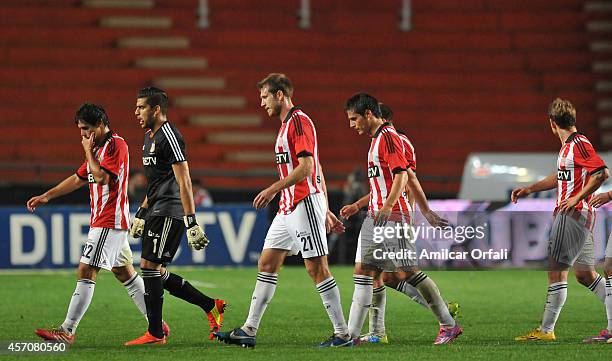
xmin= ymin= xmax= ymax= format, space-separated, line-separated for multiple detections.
xmin=193 ymin=178 xmax=214 ymax=207
xmin=128 ymin=171 xmax=147 ymax=205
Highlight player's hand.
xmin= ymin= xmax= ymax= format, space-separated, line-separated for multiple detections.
xmin=423 ymin=209 xmax=449 ymax=228
xmin=184 ymin=214 xmax=209 ymax=250
xmin=558 ymin=196 xmax=580 ymax=213
xmin=340 ymin=203 xmax=360 ymax=219
xmin=374 ymin=205 xmax=392 ymax=227
xmin=130 ymin=207 xmax=147 ymax=238
xmin=253 ymin=186 xmax=276 ymax=210
xmin=511 ymin=187 xmax=531 ymax=203
xmin=26 ymin=194 xmax=49 ymax=212
xmin=589 ymin=192 xmax=612 ymax=208
xmin=81 ymin=132 xmax=95 ymax=153
xmin=326 ymin=211 xmax=346 ymax=234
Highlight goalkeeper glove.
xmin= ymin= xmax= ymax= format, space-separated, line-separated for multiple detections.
xmin=130 ymin=207 xmax=147 ymax=238
xmin=184 ymin=214 xmax=210 ymax=250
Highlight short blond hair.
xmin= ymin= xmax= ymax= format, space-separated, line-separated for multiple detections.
xmin=548 ymin=98 xmax=576 ymax=129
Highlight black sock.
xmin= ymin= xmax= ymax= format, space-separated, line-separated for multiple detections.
xmin=162 ymin=271 xmax=215 ymax=312
xmin=142 ymin=268 xmax=164 ymax=338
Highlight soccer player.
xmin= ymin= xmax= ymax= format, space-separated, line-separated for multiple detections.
xmin=343 ymin=93 xmax=462 ymax=345
xmin=27 ymin=103 xmax=168 ymax=343
xmin=213 ymin=73 xmax=351 ymax=348
xmin=125 ymin=87 xmax=225 ymax=345
xmin=513 ymin=98 xmax=609 ymax=341
xmin=585 ymin=192 xmax=612 ymax=343
xmin=341 ymin=102 xmax=457 ymax=344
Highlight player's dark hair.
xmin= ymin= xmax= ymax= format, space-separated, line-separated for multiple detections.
xmin=74 ymin=103 xmax=109 ymax=127
xmin=548 ymin=98 xmax=576 ymax=129
xmin=257 ymin=73 xmax=294 ymax=98
xmin=138 ymin=86 xmax=168 ymax=115
xmin=379 ymin=102 xmax=393 ymax=121
xmin=344 ymin=93 xmax=382 ymax=118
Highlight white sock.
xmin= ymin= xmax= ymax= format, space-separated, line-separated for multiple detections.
xmin=586 ymin=274 xmax=606 ymax=303
xmin=61 ymin=279 xmax=96 ymax=334
xmin=123 ymin=273 xmax=147 ymax=318
xmin=369 ymin=286 xmax=386 ymax=335
xmin=347 ymin=275 xmax=373 ymax=338
xmin=395 ymin=280 xmax=429 ymax=308
xmin=316 ymin=277 xmax=349 ymax=336
xmin=540 ymin=282 xmax=568 ymax=333
xmin=243 ymin=272 xmax=278 ymax=335
xmin=606 ymin=277 xmax=612 ymax=332
xmin=410 ymin=272 xmax=455 ymax=328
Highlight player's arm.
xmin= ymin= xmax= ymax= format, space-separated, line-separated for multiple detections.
xmin=130 ymin=195 xmax=148 ymax=238
xmin=319 ymin=164 xmax=345 ymax=234
xmin=511 ymin=171 xmax=557 ymax=203
xmin=26 ymin=174 xmax=86 ymax=212
xmin=82 ymin=133 xmax=111 ymax=185
xmin=253 ymin=155 xmax=313 ymax=209
xmin=559 ymin=168 xmax=609 ymax=212
xmin=172 ymin=161 xmax=210 ymax=250
xmin=340 ymin=194 xmax=369 ymax=219
xmin=590 ymin=190 xmax=612 ymax=208
xmin=405 ymin=169 xmax=449 ymax=227
xmin=375 ymin=170 xmax=408 ymax=226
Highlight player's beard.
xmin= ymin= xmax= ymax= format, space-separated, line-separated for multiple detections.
xmin=271 ymin=102 xmax=282 ymax=117
xmin=144 ymin=113 xmax=156 ymax=129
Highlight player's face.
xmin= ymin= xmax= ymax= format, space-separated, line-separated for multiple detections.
xmin=347 ymin=110 xmax=368 ymax=135
xmin=260 ymin=87 xmax=281 ymax=117
xmin=77 ymin=120 xmax=101 ymax=142
xmin=135 ymin=98 xmax=156 ymax=129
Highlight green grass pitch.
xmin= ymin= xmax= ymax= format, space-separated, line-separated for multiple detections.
xmin=1 ymin=267 xmax=609 ymax=360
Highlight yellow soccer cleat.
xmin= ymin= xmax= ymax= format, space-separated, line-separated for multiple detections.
xmin=515 ymin=327 xmax=556 ymax=341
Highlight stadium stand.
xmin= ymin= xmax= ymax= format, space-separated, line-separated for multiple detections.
xmin=0 ymin=0 xmax=603 ymax=195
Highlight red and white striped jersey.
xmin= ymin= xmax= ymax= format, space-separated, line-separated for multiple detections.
xmin=367 ymin=123 xmax=411 ymax=214
xmin=556 ymin=132 xmax=606 ymax=229
xmin=77 ymin=132 xmax=130 ymax=230
xmin=275 ymin=107 xmax=322 ymax=214
xmin=396 ymin=129 xmax=416 ymax=171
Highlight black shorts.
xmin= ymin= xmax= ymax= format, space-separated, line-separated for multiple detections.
xmin=142 ymin=216 xmax=185 ymax=264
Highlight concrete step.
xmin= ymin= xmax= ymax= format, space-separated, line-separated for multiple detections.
xmin=590 ymin=41 xmax=612 ymax=52
xmin=587 ymin=21 xmax=612 ymax=32
xmin=189 ymin=114 xmax=262 ymax=127
xmin=599 ymin=117 xmax=612 ymax=128
xmin=226 ymin=151 xmax=272 ymax=162
xmin=593 ymin=62 xmax=612 ymax=72
xmin=598 ymin=99 xmax=612 ymax=111
xmin=585 ymin=1 xmax=612 ymax=12
xmin=154 ymin=77 xmax=225 ymax=90
xmin=118 ymin=36 xmax=190 ymax=49
xmin=174 ymin=95 xmax=246 ymax=109
xmin=207 ymin=131 xmax=275 ymax=145
xmin=596 ymin=81 xmax=612 ymax=91
xmin=135 ymin=57 xmax=207 ymax=69
xmin=82 ymin=0 xmax=153 ymax=9
xmin=100 ymin=16 xmax=173 ymax=29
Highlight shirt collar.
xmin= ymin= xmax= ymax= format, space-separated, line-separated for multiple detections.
xmin=372 ymin=122 xmax=392 ymax=138
xmin=283 ymin=106 xmax=301 ymax=123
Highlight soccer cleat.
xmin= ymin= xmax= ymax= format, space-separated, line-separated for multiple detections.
xmin=207 ymin=299 xmax=226 ymax=340
xmin=447 ymin=301 xmax=461 ymax=320
xmin=124 ymin=331 xmax=166 ymax=346
xmin=434 ymin=323 xmax=463 ymax=345
xmin=318 ymin=334 xmax=354 ymax=348
xmin=358 ymin=332 xmax=389 ymax=344
xmin=583 ymin=329 xmax=612 ymax=343
xmin=515 ymin=327 xmax=555 ymax=341
xmin=34 ymin=327 xmax=74 ymax=344
xmin=162 ymin=320 xmax=170 ymax=337
xmin=213 ymin=328 xmax=256 ymax=348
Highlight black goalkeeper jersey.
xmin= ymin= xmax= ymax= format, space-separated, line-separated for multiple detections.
xmin=142 ymin=121 xmax=186 ymax=219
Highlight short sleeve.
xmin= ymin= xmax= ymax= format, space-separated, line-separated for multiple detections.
xmin=76 ymin=161 xmax=88 ymax=180
xmin=99 ymin=138 xmax=127 ymax=180
xmin=290 ymin=114 xmax=314 ymax=158
xmin=381 ymin=131 xmax=408 ymax=174
xmin=573 ymin=139 xmax=606 ymax=174
xmin=160 ymin=123 xmax=187 ymax=164
xmin=402 ymin=137 xmax=417 ymax=171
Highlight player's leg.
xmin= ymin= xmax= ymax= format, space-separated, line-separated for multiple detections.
xmin=360 ymin=272 xmax=388 ymax=343
xmin=588 ymin=232 xmax=612 ymax=343
xmin=347 ymin=262 xmax=377 ymax=339
xmin=383 ymin=270 xmax=428 ymax=308
xmin=574 ymin=234 xmax=606 ymax=303
xmin=304 ymin=255 xmax=351 ymax=346
xmin=60 ymin=263 xmax=99 ymax=337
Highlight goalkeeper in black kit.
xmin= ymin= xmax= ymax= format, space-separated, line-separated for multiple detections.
xmin=125 ymin=87 xmax=226 ymax=346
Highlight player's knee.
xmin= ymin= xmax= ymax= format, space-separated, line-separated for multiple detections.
xmin=382 ymin=272 xmax=399 ymax=288
xmin=111 ymin=266 xmax=133 ymax=283
xmin=77 ymin=263 xmax=98 ymax=281
xmin=574 ymin=270 xmax=596 ymax=286
xmin=257 ymin=260 xmax=278 ymax=274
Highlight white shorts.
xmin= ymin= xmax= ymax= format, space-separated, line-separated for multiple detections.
xmin=548 ymin=214 xmax=590 ymax=266
xmin=80 ymin=227 xmax=133 ymax=271
xmin=355 ymin=215 xmax=418 ymax=270
xmin=263 ymin=193 xmax=328 ymax=258
xmin=575 ymin=232 xmax=595 ymax=266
